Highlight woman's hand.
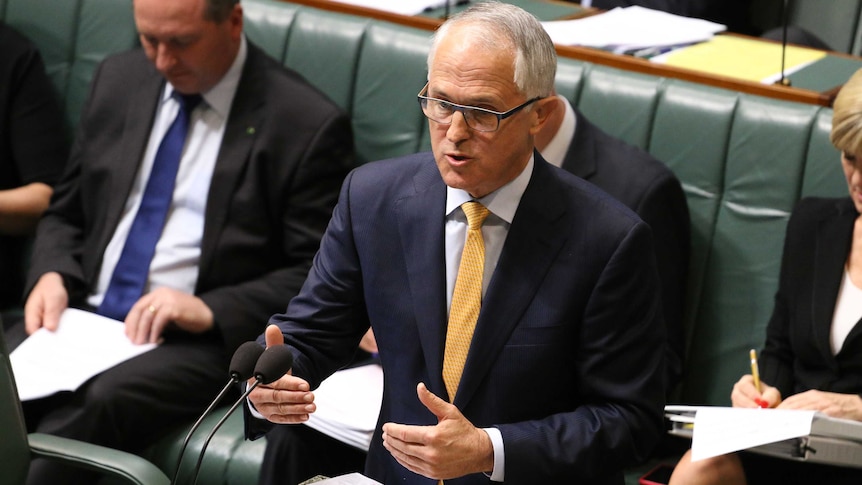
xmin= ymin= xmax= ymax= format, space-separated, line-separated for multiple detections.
xmin=731 ymin=374 xmax=781 ymax=408
xmin=778 ymin=390 xmax=862 ymax=421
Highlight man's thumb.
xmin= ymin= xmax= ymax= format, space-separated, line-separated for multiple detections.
xmin=417 ymin=382 xmax=450 ymax=420
xmin=265 ymin=324 xmax=285 ymax=347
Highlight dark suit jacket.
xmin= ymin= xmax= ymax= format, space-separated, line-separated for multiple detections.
xmin=761 ymin=197 xmax=862 ymax=398
xmin=562 ymin=109 xmax=689 ymax=393
xmin=257 ymin=153 xmax=666 ymax=484
xmin=26 ymin=42 xmax=354 ymax=353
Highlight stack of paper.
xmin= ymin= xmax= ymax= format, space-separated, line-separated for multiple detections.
xmin=541 ymin=6 xmax=726 ymax=54
xmin=304 ymin=363 xmax=384 ymax=451
xmin=326 ymin=0 xmax=450 ymax=16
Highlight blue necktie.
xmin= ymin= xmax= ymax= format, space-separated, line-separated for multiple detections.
xmin=97 ymin=92 xmax=202 ymax=321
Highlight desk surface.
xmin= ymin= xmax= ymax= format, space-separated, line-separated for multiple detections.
xmin=282 ymin=0 xmax=862 ymax=106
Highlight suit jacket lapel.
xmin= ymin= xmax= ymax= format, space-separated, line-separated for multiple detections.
xmin=812 ymin=199 xmax=855 ymax=365
xmin=455 ymin=155 xmax=568 ymax=408
xmin=198 ymin=43 xmax=264 ymax=285
xmin=101 ymin=69 xmax=163 ymax=253
xmin=397 ymin=159 xmax=449 ymax=398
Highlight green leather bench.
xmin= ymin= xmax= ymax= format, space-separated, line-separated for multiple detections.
xmin=1 ymin=0 xmax=849 ymax=483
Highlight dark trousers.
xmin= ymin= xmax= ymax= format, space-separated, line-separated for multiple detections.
xmin=259 ymin=423 xmax=367 ymax=485
xmin=7 ymin=321 xmax=230 ymax=485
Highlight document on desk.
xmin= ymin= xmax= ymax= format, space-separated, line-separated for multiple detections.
xmin=326 ymin=0 xmax=449 ymax=16
xmin=9 ymin=308 xmax=157 ymax=401
xmin=651 ymin=35 xmax=827 ymax=84
xmin=541 ymin=6 xmax=725 ymax=53
xmin=304 ymin=363 xmax=383 ymax=451
xmin=301 ymin=473 xmax=381 ymax=484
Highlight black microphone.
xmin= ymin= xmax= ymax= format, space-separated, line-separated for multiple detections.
xmin=170 ymin=341 xmax=263 ymax=485
xmin=190 ymin=344 xmax=294 ymax=485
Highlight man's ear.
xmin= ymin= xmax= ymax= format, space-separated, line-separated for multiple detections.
xmin=529 ymin=95 xmax=560 ymax=135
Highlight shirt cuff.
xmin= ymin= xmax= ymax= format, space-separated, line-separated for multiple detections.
xmin=248 ymin=397 xmax=265 ymax=419
xmin=483 ymin=427 xmax=505 ymax=482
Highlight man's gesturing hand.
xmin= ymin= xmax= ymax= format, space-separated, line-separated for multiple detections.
xmin=247 ymin=325 xmax=315 ymax=423
xmin=382 ymin=382 xmax=494 ymax=480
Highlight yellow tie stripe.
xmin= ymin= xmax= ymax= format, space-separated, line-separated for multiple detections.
xmin=442 ymin=201 xmax=490 ymax=403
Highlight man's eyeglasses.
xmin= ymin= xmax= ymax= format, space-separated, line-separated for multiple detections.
xmin=417 ymin=83 xmax=542 ymax=133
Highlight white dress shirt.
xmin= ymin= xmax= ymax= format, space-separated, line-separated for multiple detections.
xmin=88 ymin=39 xmax=248 ymax=309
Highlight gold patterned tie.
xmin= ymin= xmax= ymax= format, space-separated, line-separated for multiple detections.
xmin=442 ymin=201 xmax=490 ymax=403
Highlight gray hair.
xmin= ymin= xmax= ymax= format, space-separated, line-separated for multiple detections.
xmin=427 ymin=1 xmax=557 ymax=100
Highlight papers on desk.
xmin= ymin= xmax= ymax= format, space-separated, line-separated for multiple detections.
xmin=651 ymin=35 xmax=827 ymax=84
xmin=541 ymin=6 xmax=725 ymax=54
xmin=666 ymin=405 xmax=862 ymax=464
xmin=304 ymin=363 xmax=383 ymax=451
xmin=325 ymin=0 xmax=452 ymax=16
xmin=10 ymin=308 xmax=157 ymax=401
xmin=300 ymin=473 xmax=382 ymax=484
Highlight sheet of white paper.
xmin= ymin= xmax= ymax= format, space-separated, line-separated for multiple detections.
xmin=10 ymin=308 xmax=157 ymax=401
xmin=306 ymin=472 xmax=382 ymax=484
xmin=304 ymin=363 xmax=383 ymax=451
xmin=691 ymin=407 xmax=815 ymax=461
xmin=542 ymin=6 xmax=725 ymax=52
xmin=326 ymin=0 xmax=446 ymax=16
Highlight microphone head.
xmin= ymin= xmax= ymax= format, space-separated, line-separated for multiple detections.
xmin=229 ymin=341 xmax=265 ymax=381
xmin=253 ymin=344 xmax=294 ymax=384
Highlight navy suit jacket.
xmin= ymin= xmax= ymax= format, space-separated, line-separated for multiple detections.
xmin=562 ymin=108 xmax=689 ymax=392
xmin=258 ymin=152 xmax=666 ymax=484
xmin=761 ymin=197 xmax=862 ymax=398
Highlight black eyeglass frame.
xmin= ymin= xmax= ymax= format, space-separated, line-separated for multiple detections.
xmin=416 ymin=83 xmax=543 ymax=133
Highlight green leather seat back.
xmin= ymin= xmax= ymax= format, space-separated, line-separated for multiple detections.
xmin=683 ymin=98 xmax=819 ymax=405
xmin=352 ymin=23 xmax=430 ymax=164
xmin=650 ymin=81 xmax=737 ymax=381
xmin=554 ymin=58 xmax=586 ymax=105
xmin=67 ymin=0 xmax=138 ymax=132
xmin=1 ymin=0 xmax=137 ymax=139
xmin=283 ymin=9 xmax=368 ymax=113
xmin=801 ymin=109 xmax=847 ymax=198
xmin=242 ymin=0 xmax=299 ymax=63
xmin=576 ymin=66 xmax=662 ymax=150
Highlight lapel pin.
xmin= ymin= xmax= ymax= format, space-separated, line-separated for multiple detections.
xmin=246 ymin=126 xmax=256 ymax=135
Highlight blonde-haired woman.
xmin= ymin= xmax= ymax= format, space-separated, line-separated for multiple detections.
xmin=669 ymin=69 xmax=862 ymax=485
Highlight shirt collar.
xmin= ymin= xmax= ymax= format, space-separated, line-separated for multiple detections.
xmin=540 ymin=94 xmax=576 ymax=168
xmin=162 ymin=36 xmax=247 ymax=119
xmin=445 ymin=155 xmax=534 ymax=224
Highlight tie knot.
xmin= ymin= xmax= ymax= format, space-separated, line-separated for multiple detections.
xmin=172 ymin=91 xmax=203 ymax=114
xmin=462 ymin=201 xmax=490 ymax=230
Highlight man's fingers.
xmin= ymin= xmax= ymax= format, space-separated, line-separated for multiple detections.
xmin=265 ymin=324 xmax=285 ymax=347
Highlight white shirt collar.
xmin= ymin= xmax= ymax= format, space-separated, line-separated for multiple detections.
xmin=445 ymin=155 xmax=535 ymax=224
xmin=540 ymin=94 xmax=576 ymax=168
xmin=162 ymin=36 xmax=247 ymax=119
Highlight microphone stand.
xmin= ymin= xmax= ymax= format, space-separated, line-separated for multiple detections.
xmin=775 ymin=0 xmax=791 ymax=87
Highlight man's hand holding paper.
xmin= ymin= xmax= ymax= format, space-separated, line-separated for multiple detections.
xmin=10 ymin=308 xmax=158 ymax=401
